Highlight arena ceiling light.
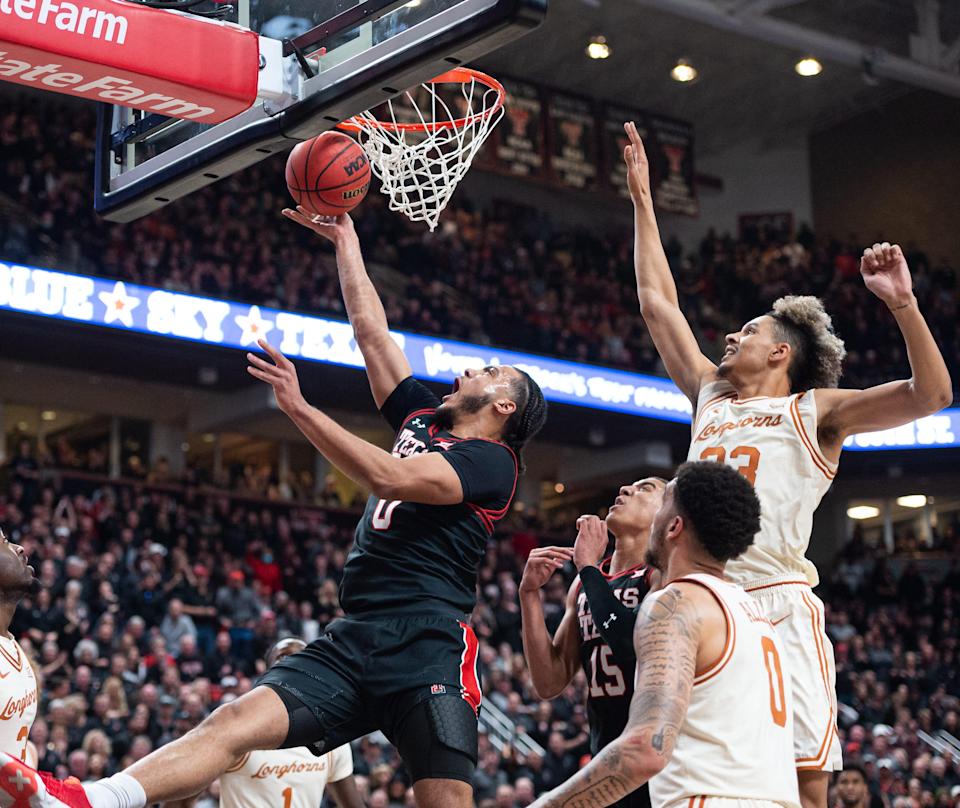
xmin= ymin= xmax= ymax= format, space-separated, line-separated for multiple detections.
xmin=896 ymin=495 xmax=927 ymax=508
xmin=670 ymin=58 xmax=698 ymax=82
xmin=41 ymin=410 xmax=57 ymax=421
xmin=847 ymin=505 xmax=880 ymax=520
xmin=795 ymin=56 xmax=823 ymax=77
xmin=586 ymin=35 xmax=612 ymax=59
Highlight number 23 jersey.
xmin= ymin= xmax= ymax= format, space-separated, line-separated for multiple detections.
xmin=0 ymin=634 xmax=37 ymax=763
xmin=687 ymin=380 xmax=837 ymax=587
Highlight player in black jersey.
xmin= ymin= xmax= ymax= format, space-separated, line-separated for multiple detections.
xmin=520 ymin=478 xmax=665 ymax=808
xmin=24 ymin=210 xmax=547 ymax=808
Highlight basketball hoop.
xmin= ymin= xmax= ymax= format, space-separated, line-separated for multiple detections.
xmin=337 ymin=67 xmax=505 ymax=231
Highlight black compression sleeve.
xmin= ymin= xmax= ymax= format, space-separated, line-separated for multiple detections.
xmin=579 ymin=565 xmax=638 ymax=668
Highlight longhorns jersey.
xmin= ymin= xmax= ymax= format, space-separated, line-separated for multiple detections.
xmin=650 ymin=574 xmax=800 ymax=808
xmin=219 ymin=744 xmax=353 ymax=808
xmin=0 ymin=635 xmax=37 ymax=763
xmin=686 ymin=380 xmax=837 ymax=587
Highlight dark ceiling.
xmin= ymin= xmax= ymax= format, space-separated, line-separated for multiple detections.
xmin=475 ymin=0 xmax=957 ymax=154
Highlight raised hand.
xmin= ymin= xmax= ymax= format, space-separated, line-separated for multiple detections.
xmin=622 ymin=121 xmax=652 ymax=208
xmin=281 ymin=206 xmax=356 ymax=246
xmin=573 ymin=515 xmax=609 ymax=571
xmin=246 ymin=338 xmax=308 ymax=416
xmin=519 ymin=546 xmax=575 ymax=594
xmin=860 ymin=242 xmax=914 ymax=309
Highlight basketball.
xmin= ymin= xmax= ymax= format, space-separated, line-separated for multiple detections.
xmin=285 ymin=132 xmax=371 ymax=217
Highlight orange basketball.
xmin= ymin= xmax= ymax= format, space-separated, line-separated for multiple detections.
xmin=285 ymin=132 xmax=370 ymax=217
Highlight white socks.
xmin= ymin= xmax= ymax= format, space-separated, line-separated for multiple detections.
xmin=84 ymin=773 xmax=147 ymax=808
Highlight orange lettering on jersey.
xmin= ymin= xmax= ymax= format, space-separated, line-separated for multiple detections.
xmin=694 ymin=414 xmax=783 ymax=442
xmin=0 ymin=690 xmax=37 ymax=721
xmin=252 ymin=760 xmax=327 ymax=780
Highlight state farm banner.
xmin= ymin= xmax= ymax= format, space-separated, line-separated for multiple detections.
xmin=0 ymin=0 xmax=259 ymax=122
xmin=546 ymin=91 xmax=597 ymax=191
xmin=603 ymin=105 xmax=647 ymax=201
xmin=646 ymin=114 xmax=698 ymax=217
xmin=492 ymin=78 xmax=546 ymax=179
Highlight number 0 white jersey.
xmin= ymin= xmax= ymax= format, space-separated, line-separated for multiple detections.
xmin=0 ymin=635 xmax=38 ymax=763
xmin=219 ymin=744 xmax=353 ymax=808
xmin=686 ymin=381 xmax=837 ymax=587
xmin=650 ymin=575 xmax=800 ymax=808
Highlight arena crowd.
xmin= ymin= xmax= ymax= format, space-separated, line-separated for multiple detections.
xmin=1 ymin=99 xmax=958 ymax=403
xmin=2 ymin=92 xmax=959 ymax=808
xmin=1 ymin=458 xmax=958 ymax=808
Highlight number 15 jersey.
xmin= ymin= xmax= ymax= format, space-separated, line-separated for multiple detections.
xmin=687 ymin=380 xmax=837 ymax=587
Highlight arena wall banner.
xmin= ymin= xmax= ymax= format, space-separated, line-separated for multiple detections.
xmin=491 ymin=78 xmax=547 ymax=180
xmin=1 ymin=260 xmax=957 ymax=449
xmin=546 ymin=90 xmax=598 ymax=191
xmin=646 ymin=114 xmax=699 ymax=216
xmin=483 ymin=77 xmax=697 ymax=216
xmin=602 ymin=104 xmax=647 ymax=201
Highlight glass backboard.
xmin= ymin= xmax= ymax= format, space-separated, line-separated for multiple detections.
xmin=94 ymin=0 xmax=545 ymax=221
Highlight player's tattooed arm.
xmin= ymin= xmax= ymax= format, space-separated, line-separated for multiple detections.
xmin=530 ymin=585 xmax=701 ymax=808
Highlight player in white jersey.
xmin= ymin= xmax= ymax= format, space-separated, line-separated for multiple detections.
xmin=217 ymin=639 xmax=363 ymax=808
xmin=621 ymin=121 xmax=952 ymax=808
xmin=530 ymin=461 xmax=799 ymax=808
xmin=0 ymin=529 xmax=39 ymax=767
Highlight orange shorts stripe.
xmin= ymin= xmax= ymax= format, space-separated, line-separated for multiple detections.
xmin=794 ymin=591 xmax=836 ymax=767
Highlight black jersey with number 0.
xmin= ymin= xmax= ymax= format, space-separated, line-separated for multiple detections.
xmin=338 ymin=377 xmax=519 ymax=617
xmin=576 ymin=559 xmax=650 ymax=754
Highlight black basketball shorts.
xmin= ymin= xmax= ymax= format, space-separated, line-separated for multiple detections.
xmin=258 ymin=613 xmax=482 ymax=783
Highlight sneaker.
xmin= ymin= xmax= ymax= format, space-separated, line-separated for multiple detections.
xmin=0 ymin=754 xmax=92 ymax=808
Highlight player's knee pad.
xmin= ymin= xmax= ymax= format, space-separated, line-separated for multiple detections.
xmin=396 ymin=695 xmax=478 ymax=784
xmin=263 ymin=683 xmax=327 ymax=753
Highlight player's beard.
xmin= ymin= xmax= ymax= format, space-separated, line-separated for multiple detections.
xmin=435 ymin=392 xmax=492 ymax=431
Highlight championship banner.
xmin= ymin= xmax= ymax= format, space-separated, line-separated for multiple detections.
xmin=603 ymin=105 xmax=647 ymax=201
xmin=646 ymin=114 xmax=699 ymax=217
xmin=492 ymin=78 xmax=546 ymax=179
xmin=0 ymin=0 xmax=259 ymax=122
xmin=546 ymin=91 xmax=598 ymax=191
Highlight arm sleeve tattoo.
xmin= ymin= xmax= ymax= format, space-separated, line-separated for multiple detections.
xmin=536 ymin=585 xmax=701 ymax=808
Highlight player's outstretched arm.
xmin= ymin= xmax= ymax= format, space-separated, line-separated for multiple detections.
xmin=623 ymin=122 xmax=716 ymax=404
xmin=248 ymin=339 xmax=466 ymax=505
xmin=282 ymin=207 xmax=412 ymax=408
xmin=817 ymin=243 xmax=952 ymax=452
xmin=519 ymin=547 xmax=579 ymax=699
xmin=530 ymin=584 xmax=702 ymax=808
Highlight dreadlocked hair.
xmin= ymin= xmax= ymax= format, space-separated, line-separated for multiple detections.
xmin=769 ymin=295 xmax=846 ymax=392
xmin=501 ymin=370 xmax=547 ymax=474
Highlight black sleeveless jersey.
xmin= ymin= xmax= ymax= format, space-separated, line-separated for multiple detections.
xmin=576 ymin=559 xmax=650 ymax=755
xmin=338 ymin=377 xmax=518 ymax=617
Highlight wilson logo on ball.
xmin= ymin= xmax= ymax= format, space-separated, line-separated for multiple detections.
xmin=343 ymin=156 xmax=368 ymax=177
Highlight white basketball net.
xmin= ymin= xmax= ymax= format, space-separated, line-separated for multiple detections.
xmin=342 ymin=70 xmax=505 ymax=231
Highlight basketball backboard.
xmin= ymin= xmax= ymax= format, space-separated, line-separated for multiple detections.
xmin=93 ymin=0 xmax=545 ymax=222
